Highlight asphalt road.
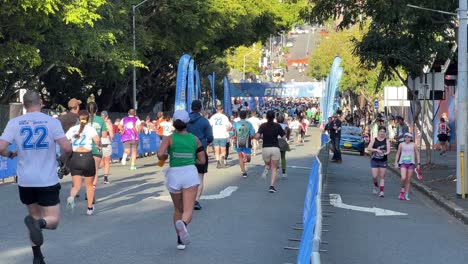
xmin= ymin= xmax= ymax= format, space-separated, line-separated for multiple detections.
xmin=321 ymin=152 xmax=468 ymax=264
xmin=0 ymin=129 xmax=321 ymax=264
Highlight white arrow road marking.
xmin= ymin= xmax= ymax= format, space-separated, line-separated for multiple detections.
xmin=152 ymin=186 xmax=238 ymax=202
xmin=329 ymin=194 xmax=408 ymax=216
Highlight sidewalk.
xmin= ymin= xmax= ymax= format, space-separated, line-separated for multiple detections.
xmin=388 ymin=150 xmax=468 ymax=224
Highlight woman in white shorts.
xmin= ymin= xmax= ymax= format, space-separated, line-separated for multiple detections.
xmin=255 ymin=110 xmax=286 ymax=193
xmin=100 ymin=111 xmax=114 ymax=184
xmin=157 ymin=110 xmax=206 ymax=250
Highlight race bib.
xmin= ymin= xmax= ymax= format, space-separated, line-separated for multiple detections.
xmin=401 ymin=155 xmax=412 ymax=164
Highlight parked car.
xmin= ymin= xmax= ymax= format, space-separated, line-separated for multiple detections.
xmin=340 ymin=126 xmax=365 ymax=155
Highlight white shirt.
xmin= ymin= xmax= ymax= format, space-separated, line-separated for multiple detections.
xmin=290 ymin=120 xmax=300 ymax=130
xmin=247 ymin=116 xmax=261 ymax=133
xmin=160 ymin=121 xmax=173 ymax=136
xmin=234 ymin=117 xmax=241 ymax=123
xmin=0 ymin=112 xmax=65 ymax=187
xmin=210 ymin=113 xmax=231 ymax=138
xmin=66 ymin=124 xmax=98 ymax=151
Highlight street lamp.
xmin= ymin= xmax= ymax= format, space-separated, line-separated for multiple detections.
xmin=132 ymin=0 xmax=151 ymax=110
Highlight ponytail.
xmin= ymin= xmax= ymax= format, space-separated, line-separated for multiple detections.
xmin=75 ymin=119 xmax=87 ymax=139
xmin=75 ymin=110 xmax=90 ymax=139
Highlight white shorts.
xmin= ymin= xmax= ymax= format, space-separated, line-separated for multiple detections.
xmin=101 ymin=138 xmax=112 ymax=157
xmin=164 ymin=165 xmax=200 ymax=193
xmin=262 ymin=147 xmax=281 ymax=162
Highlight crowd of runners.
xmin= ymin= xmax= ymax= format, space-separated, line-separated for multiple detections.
xmin=0 ymin=91 xmax=316 ymax=263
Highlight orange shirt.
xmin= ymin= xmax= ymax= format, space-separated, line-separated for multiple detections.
xmin=155 ymin=118 xmax=165 ymax=136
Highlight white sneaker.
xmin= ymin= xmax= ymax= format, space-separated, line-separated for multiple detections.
xmin=175 ymin=220 xmax=190 ymax=245
xmin=86 ymin=206 xmax=94 ymax=216
xmin=261 ymin=168 xmax=269 ymax=179
xmin=66 ymin=196 xmax=75 ymax=210
xmin=282 ymin=173 xmax=287 ymax=179
xmin=121 ymin=154 xmax=127 ymax=165
xmin=177 ymin=244 xmax=186 ymax=250
xmin=379 ymin=191 xmax=384 ymax=197
xmin=372 ymin=186 xmax=378 ymax=194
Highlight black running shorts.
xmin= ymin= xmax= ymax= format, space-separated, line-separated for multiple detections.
xmin=19 ymin=183 xmax=61 ymax=206
xmin=69 ymin=152 xmax=96 ymax=177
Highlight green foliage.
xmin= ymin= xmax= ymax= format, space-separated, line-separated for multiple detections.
xmin=0 ymin=0 xmax=304 ymax=111
xmin=308 ymin=23 xmax=401 ymax=99
xmin=303 ymin=0 xmax=457 ymax=79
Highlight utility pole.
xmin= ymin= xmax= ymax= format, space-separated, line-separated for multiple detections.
xmin=132 ymin=0 xmax=151 ymax=111
xmin=457 ymin=0 xmax=468 ymax=195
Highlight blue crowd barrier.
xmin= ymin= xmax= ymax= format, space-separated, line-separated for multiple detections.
xmin=0 ymin=133 xmax=161 ymax=179
xmin=0 ymin=144 xmax=18 ymax=179
xmin=320 ymin=133 xmax=329 ymax=147
xmin=297 ymin=159 xmax=320 ymax=264
xmin=111 ymin=132 xmax=161 ymax=159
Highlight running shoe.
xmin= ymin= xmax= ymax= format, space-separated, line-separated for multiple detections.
xmin=261 ymin=168 xmax=269 ymax=179
xmin=216 ymin=160 xmax=221 ymax=169
xmin=372 ymin=186 xmax=379 ymax=194
xmin=379 ymin=191 xmax=384 ymax=197
xmin=269 ymin=186 xmax=277 ymax=193
xmin=87 ymin=206 xmax=95 ymax=216
xmin=194 ymin=201 xmax=202 ymax=210
xmin=415 ymin=168 xmax=423 ymax=180
xmin=24 ymin=216 xmax=43 ymax=246
xmin=242 ymin=172 xmax=248 ymax=178
xmin=175 ymin=220 xmax=190 ymax=245
xmin=33 ymin=257 xmax=46 ymax=264
xmin=177 ymin=243 xmax=186 ymax=250
xmin=130 ymin=165 xmax=137 ymax=170
xmin=103 ymin=176 xmax=109 ymax=184
xmin=282 ymin=173 xmax=287 ymax=179
xmin=66 ymin=196 xmax=75 ymax=210
xmin=404 ymin=193 xmax=411 ymax=201
xmin=399 ymin=192 xmax=405 ymax=200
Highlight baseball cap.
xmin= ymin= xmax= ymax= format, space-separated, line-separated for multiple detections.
xmin=173 ymin=110 xmax=190 ymax=123
xmin=191 ymin=100 xmax=202 ymax=111
xmin=68 ymin=98 xmax=82 ymax=108
xmin=101 ymin=110 xmax=109 ymax=117
xmin=404 ymin=132 xmax=413 ymax=138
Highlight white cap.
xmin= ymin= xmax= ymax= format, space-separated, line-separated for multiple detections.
xmin=404 ymin=132 xmax=413 ymax=138
xmin=173 ymin=110 xmax=190 ymax=123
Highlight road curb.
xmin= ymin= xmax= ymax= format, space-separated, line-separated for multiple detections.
xmin=388 ymin=167 xmax=468 ymax=225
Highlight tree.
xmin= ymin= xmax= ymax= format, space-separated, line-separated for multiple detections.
xmin=303 ymin=0 xmax=458 ymax=164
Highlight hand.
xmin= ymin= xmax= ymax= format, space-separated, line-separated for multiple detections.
xmin=8 ymin=151 xmax=17 ymax=159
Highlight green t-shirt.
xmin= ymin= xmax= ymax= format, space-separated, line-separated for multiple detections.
xmin=169 ymin=133 xmax=197 ymax=167
xmin=90 ymin=115 xmax=108 ymax=155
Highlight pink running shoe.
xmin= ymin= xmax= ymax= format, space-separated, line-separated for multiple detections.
xmin=399 ymin=192 xmax=405 ymax=200
xmin=415 ymin=168 xmax=423 ymax=180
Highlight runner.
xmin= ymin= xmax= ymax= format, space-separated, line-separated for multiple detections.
xmin=0 ymin=90 xmax=72 ymax=264
xmin=58 ymin=98 xmax=81 ymax=133
xmin=154 ymin=112 xmax=165 ymax=140
xmin=187 ymin=100 xmax=213 ymax=211
xmin=65 ymin=110 xmax=100 ymax=215
xmin=437 ymin=117 xmax=451 ymax=156
xmin=367 ymin=126 xmax=391 ymax=197
xmin=87 ymin=102 xmax=108 ymax=192
xmin=247 ymin=111 xmax=261 ymax=156
xmin=330 ymin=114 xmax=342 ymax=163
xmin=119 ymin=109 xmax=142 ymax=170
xmin=157 ymin=110 xmax=206 ymax=250
xmin=100 ymin=111 xmax=114 ymax=184
xmin=394 ymin=132 xmax=420 ymax=201
xmin=233 ymin=110 xmax=255 ymax=178
xmin=255 ymin=110 xmax=286 ymax=193
xmin=277 ymin=115 xmax=291 ymax=179
xmin=209 ymin=106 xmax=231 ymax=169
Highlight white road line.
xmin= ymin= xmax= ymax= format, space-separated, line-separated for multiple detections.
xmin=329 ymin=194 xmax=408 ymax=216
xmin=152 ymin=186 xmax=239 ymax=202
xmin=97 ymin=182 xmax=150 ymax=203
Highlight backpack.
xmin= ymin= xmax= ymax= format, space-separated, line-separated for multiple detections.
xmin=235 ymin=120 xmax=251 ymax=148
